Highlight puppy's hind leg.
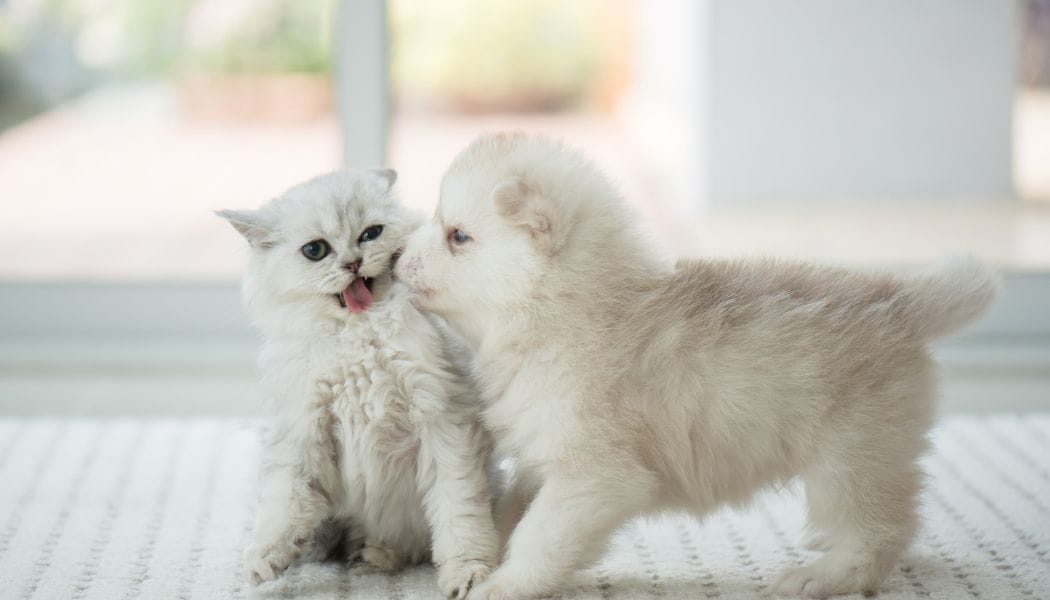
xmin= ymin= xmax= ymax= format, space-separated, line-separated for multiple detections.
xmin=773 ymin=465 xmax=922 ymax=598
xmin=771 ymin=375 xmax=933 ymax=598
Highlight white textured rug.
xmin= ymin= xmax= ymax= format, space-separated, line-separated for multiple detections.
xmin=0 ymin=416 xmax=1047 ymax=599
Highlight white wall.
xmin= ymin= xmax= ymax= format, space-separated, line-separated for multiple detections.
xmin=709 ymin=0 xmax=1019 ymax=204
xmin=629 ymin=0 xmax=1020 ymax=207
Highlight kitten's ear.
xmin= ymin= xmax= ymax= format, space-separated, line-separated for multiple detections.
xmin=368 ymin=168 xmax=398 ymax=189
xmin=493 ymin=177 xmax=560 ymax=252
xmin=215 ymin=209 xmax=274 ymax=248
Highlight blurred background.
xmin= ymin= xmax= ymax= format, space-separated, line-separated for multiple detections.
xmin=0 ymin=0 xmax=1047 ymax=414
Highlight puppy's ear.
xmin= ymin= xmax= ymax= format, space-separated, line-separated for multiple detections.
xmin=493 ymin=178 xmax=555 ymax=246
xmin=368 ymin=168 xmax=398 ymax=190
xmin=215 ymin=209 xmax=275 ymax=248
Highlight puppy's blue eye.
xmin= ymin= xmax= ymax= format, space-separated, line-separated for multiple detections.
xmin=450 ymin=229 xmax=471 ymax=245
xmin=358 ymin=225 xmax=383 ymax=243
xmin=301 ymin=239 xmax=330 ymax=261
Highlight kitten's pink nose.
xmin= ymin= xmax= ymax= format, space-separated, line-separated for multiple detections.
xmin=343 ymin=260 xmax=361 ymax=274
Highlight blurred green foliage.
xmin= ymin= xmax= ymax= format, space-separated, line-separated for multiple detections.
xmin=0 ymin=0 xmax=331 ymax=77
xmin=0 ymin=0 xmax=618 ymax=115
xmin=186 ymin=1 xmax=332 ymax=75
xmin=391 ymin=0 xmax=611 ymax=110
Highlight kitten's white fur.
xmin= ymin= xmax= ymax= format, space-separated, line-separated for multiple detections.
xmin=395 ymin=134 xmax=999 ymax=599
xmin=219 ymin=168 xmax=498 ymax=599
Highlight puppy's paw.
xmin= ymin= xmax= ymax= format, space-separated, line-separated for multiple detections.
xmin=465 ymin=582 xmax=507 ymax=600
xmin=467 ymin=576 xmax=526 ymax=600
xmin=348 ymin=544 xmax=404 ymax=575
xmin=243 ymin=542 xmax=295 ymax=586
xmin=768 ymin=558 xmax=876 ymax=599
xmin=439 ymin=559 xmax=492 ymax=600
xmin=769 ymin=565 xmax=831 ymax=599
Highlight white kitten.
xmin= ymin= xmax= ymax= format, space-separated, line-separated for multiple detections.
xmin=219 ymin=168 xmax=498 ymax=599
xmin=395 ymin=134 xmax=999 ymax=599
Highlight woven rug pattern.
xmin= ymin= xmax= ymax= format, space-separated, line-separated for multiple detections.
xmin=0 ymin=416 xmax=1047 ymax=599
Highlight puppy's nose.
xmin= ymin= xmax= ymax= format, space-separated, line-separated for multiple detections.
xmin=343 ymin=260 xmax=361 ymax=274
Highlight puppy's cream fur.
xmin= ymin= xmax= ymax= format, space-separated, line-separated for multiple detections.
xmin=395 ymin=134 xmax=998 ymax=599
xmin=220 ymin=169 xmax=498 ymax=599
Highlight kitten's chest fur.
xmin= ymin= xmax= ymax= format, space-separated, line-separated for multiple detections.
xmin=261 ymin=297 xmax=439 ymax=523
xmin=311 ymin=302 xmax=426 ymax=466
xmin=323 ymin=324 xmax=404 ymax=418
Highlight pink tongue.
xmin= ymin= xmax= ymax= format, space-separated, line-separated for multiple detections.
xmin=341 ymin=278 xmax=372 ymax=313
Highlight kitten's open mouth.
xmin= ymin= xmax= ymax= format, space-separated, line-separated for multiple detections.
xmin=335 ymin=277 xmax=374 ymax=313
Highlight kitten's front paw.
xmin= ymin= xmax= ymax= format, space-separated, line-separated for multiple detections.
xmin=439 ymin=559 xmax=492 ymax=600
xmin=243 ymin=543 xmax=295 ymax=586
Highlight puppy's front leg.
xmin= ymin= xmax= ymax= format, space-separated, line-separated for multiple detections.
xmin=493 ymin=466 xmax=540 ymax=554
xmin=419 ymin=418 xmax=500 ymax=600
xmin=244 ymin=403 xmax=339 ymax=585
xmin=469 ymin=467 xmax=655 ymax=600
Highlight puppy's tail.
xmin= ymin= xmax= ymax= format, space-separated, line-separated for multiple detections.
xmin=899 ymin=256 xmax=999 ymax=340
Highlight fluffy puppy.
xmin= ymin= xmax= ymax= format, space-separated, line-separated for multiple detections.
xmin=394 ymin=134 xmax=998 ymax=599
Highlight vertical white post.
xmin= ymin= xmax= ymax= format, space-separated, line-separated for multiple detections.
xmin=333 ymin=0 xmax=389 ymax=167
xmin=622 ymin=0 xmax=709 ymax=216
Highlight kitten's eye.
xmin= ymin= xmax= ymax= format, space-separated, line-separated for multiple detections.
xmin=301 ymin=239 xmax=330 ymax=261
xmin=449 ymin=228 xmax=472 ymax=245
xmin=358 ymin=225 xmax=383 ymax=243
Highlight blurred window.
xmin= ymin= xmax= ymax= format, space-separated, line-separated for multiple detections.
xmin=0 ymin=0 xmax=341 ymax=281
xmin=0 ymin=0 xmax=1045 ymax=415
xmin=0 ymin=0 xmax=1046 ymax=283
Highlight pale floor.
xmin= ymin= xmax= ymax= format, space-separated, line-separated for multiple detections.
xmin=0 ymin=84 xmax=1048 ymax=281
